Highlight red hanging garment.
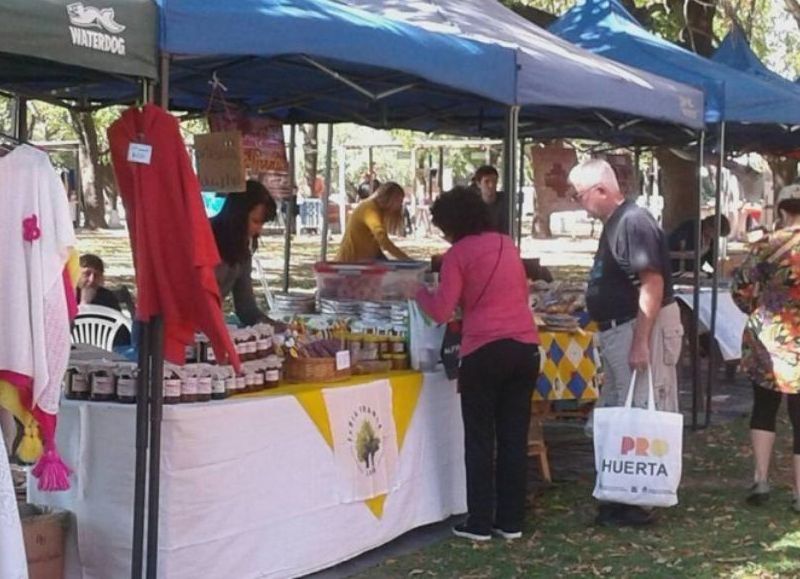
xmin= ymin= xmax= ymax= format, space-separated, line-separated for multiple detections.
xmin=108 ymin=105 xmax=239 ymax=370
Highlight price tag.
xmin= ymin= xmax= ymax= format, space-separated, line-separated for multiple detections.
xmin=128 ymin=143 xmax=152 ymax=165
xmin=335 ymin=350 xmax=351 ymax=371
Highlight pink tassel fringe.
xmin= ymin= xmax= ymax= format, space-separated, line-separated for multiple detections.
xmin=31 ymin=448 xmax=72 ymax=491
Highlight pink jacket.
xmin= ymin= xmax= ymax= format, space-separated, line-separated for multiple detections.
xmin=415 ymin=232 xmax=539 ymax=357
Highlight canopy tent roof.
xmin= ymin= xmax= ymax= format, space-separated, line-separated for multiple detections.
xmin=158 ymin=0 xmax=702 ymax=141
xmin=341 ymin=0 xmax=704 ymax=138
xmin=712 ymin=25 xmax=795 ymax=87
xmin=550 ymin=0 xmax=800 ymax=138
xmin=158 ymin=0 xmax=521 ymax=135
xmin=0 ymin=0 xmax=158 ymax=106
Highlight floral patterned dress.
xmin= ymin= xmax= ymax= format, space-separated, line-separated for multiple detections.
xmin=732 ymin=227 xmax=800 ymax=394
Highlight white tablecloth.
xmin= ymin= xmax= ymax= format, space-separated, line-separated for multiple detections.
xmin=675 ymin=288 xmax=747 ymax=361
xmin=29 ymin=371 xmax=465 ymax=579
xmin=1 ymin=435 xmax=28 ymax=579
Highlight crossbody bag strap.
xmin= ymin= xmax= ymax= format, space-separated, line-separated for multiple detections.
xmin=471 ymin=236 xmax=504 ymax=309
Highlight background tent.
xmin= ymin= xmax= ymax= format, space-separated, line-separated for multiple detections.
xmin=342 ymin=0 xmax=704 ymax=141
xmin=550 ymin=0 xmax=800 ymax=149
xmin=0 ymin=0 xmax=158 ymax=107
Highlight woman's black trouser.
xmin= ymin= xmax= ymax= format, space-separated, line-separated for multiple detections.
xmin=458 ymin=339 xmax=540 ymax=532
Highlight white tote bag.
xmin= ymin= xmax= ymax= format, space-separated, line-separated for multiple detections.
xmin=592 ymin=368 xmax=683 ymax=507
xmin=407 ymin=300 xmax=446 ymax=372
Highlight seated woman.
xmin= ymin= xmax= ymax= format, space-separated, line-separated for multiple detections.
xmin=336 ymin=181 xmax=411 ymax=262
xmin=210 ymin=180 xmax=277 ymax=326
xmin=415 ymin=186 xmax=540 ymax=542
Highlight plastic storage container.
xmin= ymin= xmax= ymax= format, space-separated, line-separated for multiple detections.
xmin=379 ymin=261 xmax=428 ymax=300
xmin=313 ymin=262 xmax=387 ymax=300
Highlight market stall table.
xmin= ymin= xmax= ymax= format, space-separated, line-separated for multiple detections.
xmin=29 ymin=369 xmax=465 ymax=579
xmin=535 ymin=328 xmax=600 ymax=402
xmin=675 ymin=286 xmax=747 ymax=361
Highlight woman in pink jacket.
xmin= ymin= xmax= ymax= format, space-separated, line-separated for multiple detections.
xmin=416 ymin=187 xmax=540 ymax=542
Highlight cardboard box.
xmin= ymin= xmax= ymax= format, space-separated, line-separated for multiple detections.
xmin=19 ymin=503 xmax=68 ymax=579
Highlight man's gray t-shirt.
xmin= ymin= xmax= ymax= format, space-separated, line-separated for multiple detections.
xmin=586 ymin=201 xmax=674 ymax=323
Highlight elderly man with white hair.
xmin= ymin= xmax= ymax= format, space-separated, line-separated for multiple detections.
xmin=569 ymin=159 xmax=684 ymax=527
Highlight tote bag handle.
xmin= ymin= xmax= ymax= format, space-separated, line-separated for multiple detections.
xmin=623 ymin=367 xmax=656 ymax=412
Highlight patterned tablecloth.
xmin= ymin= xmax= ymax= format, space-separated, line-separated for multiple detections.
xmin=535 ymin=329 xmax=600 ymax=402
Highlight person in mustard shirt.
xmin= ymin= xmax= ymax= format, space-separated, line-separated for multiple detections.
xmin=336 ymin=181 xmax=411 ymax=261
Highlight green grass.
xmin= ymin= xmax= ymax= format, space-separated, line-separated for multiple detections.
xmin=357 ymin=416 xmax=800 ymax=579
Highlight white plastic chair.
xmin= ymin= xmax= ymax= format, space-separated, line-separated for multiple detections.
xmin=71 ymin=305 xmax=133 ymax=351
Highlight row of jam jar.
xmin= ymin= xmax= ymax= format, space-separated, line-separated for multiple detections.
xmin=185 ymin=324 xmax=276 ymax=365
xmin=348 ymin=323 xmax=409 ymax=369
xmin=162 ymin=358 xmax=283 ymax=403
xmin=64 ymin=356 xmax=284 ymax=404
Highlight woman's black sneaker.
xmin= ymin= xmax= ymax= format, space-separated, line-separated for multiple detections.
xmin=452 ymin=523 xmax=491 ymax=541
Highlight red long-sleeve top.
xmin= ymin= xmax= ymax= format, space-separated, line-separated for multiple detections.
xmin=108 ymin=105 xmax=240 ymax=370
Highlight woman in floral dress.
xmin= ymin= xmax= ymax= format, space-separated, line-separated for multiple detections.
xmin=732 ymin=184 xmax=800 ymax=511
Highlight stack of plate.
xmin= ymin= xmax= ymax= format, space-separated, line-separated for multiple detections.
xmin=360 ymin=301 xmax=393 ymax=324
xmin=540 ymin=313 xmax=580 ymax=332
xmin=271 ymin=292 xmax=316 ymax=315
xmin=319 ymin=298 xmax=361 ymax=317
xmin=389 ymin=301 xmax=409 ymax=325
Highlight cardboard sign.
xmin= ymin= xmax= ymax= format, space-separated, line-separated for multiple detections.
xmin=530 ymin=144 xmax=579 ymax=214
xmin=209 ymin=113 xmax=291 ymax=198
xmin=194 ymin=131 xmax=246 ymax=193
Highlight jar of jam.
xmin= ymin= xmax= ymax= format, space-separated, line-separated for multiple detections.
xmin=184 ymin=336 xmax=198 ymax=364
xmin=224 ymin=371 xmax=237 ymax=397
xmin=235 ymin=374 xmax=246 ymax=394
xmin=181 ymin=371 xmax=199 ymax=403
xmin=197 ymin=367 xmax=213 ymax=402
xmin=361 ymin=327 xmax=378 ymax=362
xmin=211 ymin=369 xmax=228 ymax=400
xmin=252 ymin=368 xmax=265 ymax=392
xmin=90 ymin=363 xmax=116 ymax=402
xmin=348 ymin=324 xmax=363 ymax=364
xmin=163 ymin=367 xmax=182 ymax=404
xmin=65 ymin=363 xmax=90 ymax=400
xmin=256 ymin=334 xmax=272 ymax=359
xmin=205 ymin=341 xmax=218 ymax=365
xmin=116 ymin=363 xmax=138 ymax=403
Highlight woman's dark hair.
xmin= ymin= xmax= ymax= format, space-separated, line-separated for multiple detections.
xmin=779 ymin=198 xmax=800 ymax=217
xmin=430 ymin=186 xmax=491 ymax=242
xmin=211 ymin=180 xmax=277 ymax=265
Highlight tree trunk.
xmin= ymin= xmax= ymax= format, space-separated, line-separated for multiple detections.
xmin=301 ymin=123 xmax=318 ymax=196
xmin=70 ymin=110 xmax=108 ymax=229
xmin=655 ymin=148 xmax=700 ymax=232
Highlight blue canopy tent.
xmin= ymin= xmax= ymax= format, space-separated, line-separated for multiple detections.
xmin=550 ymin=0 xmax=800 ymax=150
xmin=157 ymin=0 xmax=518 ymax=130
xmin=343 ymin=0 xmax=704 ymax=144
xmin=713 ymin=25 xmax=800 ymax=153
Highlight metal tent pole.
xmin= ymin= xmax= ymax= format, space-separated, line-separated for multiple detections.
xmin=706 ymin=122 xmax=726 ymax=428
xmin=691 ymin=131 xmax=705 ymax=431
xmin=159 ymin=54 xmax=170 ymax=110
xmin=14 ymin=96 xmax=27 ymax=141
xmin=503 ymin=106 xmax=520 ymax=241
xmin=283 ymin=124 xmax=297 ymax=292
xmin=130 ymin=319 xmax=152 ymax=579
xmin=337 ymin=145 xmax=347 ymax=235
xmin=145 ymin=318 xmax=165 ymax=579
xmin=517 ymin=137 xmax=526 ymax=246
xmin=321 ymin=124 xmax=334 ymax=261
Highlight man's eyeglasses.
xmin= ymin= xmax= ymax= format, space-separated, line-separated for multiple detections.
xmin=570 ymin=185 xmax=596 ymax=202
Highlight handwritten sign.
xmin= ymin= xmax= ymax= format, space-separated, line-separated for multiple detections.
xmin=194 ymin=131 xmax=246 ymax=193
xmin=209 ymin=113 xmax=291 ymax=198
